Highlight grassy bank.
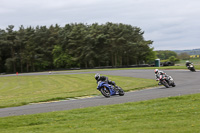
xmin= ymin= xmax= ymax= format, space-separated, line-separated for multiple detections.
xmin=40 ymin=65 xmax=199 ymax=75
xmin=0 ymin=74 xmax=157 ymax=108
xmin=53 ymin=63 xmax=200 ymax=72
xmin=174 ymin=58 xmax=200 ymax=70
xmin=1 ymin=93 xmax=200 ymax=133
xmin=177 ymin=58 xmax=200 ymax=65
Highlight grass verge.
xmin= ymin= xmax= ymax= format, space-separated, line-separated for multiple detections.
xmin=0 ymin=93 xmax=200 ymax=133
xmin=50 ymin=65 xmax=200 ymax=73
xmin=0 ymin=74 xmax=157 ymax=108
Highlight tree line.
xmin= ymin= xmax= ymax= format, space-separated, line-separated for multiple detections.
xmin=156 ymin=50 xmax=193 ymax=62
xmin=0 ymin=22 xmax=156 ymax=73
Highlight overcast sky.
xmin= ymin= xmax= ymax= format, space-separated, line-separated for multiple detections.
xmin=1 ymin=0 xmax=200 ymax=50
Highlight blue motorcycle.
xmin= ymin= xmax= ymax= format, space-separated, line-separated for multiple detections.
xmin=97 ymin=81 xmax=124 ymax=98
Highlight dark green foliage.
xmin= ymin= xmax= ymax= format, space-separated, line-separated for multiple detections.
xmin=0 ymin=23 xmax=155 ymax=73
xmin=156 ymin=50 xmax=177 ymax=60
xmin=52 ymin=45 xmax=74 ymax=68
xmin=156 ymin=51 xmax=180 ymax=63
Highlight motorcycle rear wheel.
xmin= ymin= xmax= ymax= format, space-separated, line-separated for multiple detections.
xmin=190 ymin=68 xmax=196 ymax=72
xmin=172 ymin=83 xmax=176 ymax=87
xmin=100 ymin=87 xmax=110 ymax=98
xmin=161 ymin=80 xmax=170 ymax=88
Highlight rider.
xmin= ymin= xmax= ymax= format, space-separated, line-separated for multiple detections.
xmin=185 ymin=60 xmax=192 ymax=68
xmin=154 ymin=69 xmax=171 ymax=85
xmin=95 ymin=73 xmax=117 ymax=89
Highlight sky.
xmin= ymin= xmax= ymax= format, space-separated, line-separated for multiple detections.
xmin=0 ymin=0 xmax=200 ymax=50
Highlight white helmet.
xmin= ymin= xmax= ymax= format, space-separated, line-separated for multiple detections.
xmin=154 ymin=69 xmax=159 ymax=74
xmin=95 ymin=73 xmax=100 ymax=80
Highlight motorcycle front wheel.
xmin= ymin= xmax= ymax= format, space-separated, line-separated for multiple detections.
xmin=100 ymin=87 xmax=110 ymax=98
xmin=118 ymin=87 xmax=125 ymax=96
xmin=190 ymin=68 xmax=196 ymax=72
xmin=171 ymin=82 xmax=176 ymax=87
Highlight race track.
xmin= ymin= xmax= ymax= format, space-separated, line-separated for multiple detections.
xmin=0 ymin=69 xmax=200 ymax=117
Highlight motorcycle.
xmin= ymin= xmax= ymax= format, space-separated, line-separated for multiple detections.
xmin=187 ymin=63 xmax=196 ymax=72
xmin=97 ymin=81 xmax=124 ymax=98
xmin=158 ymin=74 xmax=176 ymax=88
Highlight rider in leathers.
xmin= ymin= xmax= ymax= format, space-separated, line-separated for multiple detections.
xmin=154 ymin=69 xmax=172 ymax=85
xmin=95 ymin=73 xmax=117 ymax=89
xmin=185 ymin=61 xmax=192 ymax=68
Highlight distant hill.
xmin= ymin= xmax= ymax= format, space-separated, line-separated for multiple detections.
xmin=172 ymin=48 xmax=200 ymax=55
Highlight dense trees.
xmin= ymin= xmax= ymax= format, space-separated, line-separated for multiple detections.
xmin=0 ymin=22 xmax=156 ymax=73
xmin=156 ymin=50 xmax=180 ymax=63
xmin=156 ymin=50 xmax=177 ymax=60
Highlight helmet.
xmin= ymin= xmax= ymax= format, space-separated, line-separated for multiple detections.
xmin=186 ymin=60 xmax=189 ymax=63
xmin=95 ymin=73 xmax=100 ymax=80
xmin=154 ymin=69 xmax=159 ymax=74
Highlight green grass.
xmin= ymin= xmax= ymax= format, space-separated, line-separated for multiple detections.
xmin=175 ymin=58 xmax=200 ymax=70
xmin=1 ymin=93 xmax=200 ymax=133
xmin=0 ymin=74 xmax=157 ymax=108
xmin=48 ymin=65 xmax=199 ymax=75
xmin=50 ymin=59 xmax=200 ymax=73
xmin=177 ymin=58 xmax=200 ymax=65
xmin=13 ymin=59 xmax=199 ymax=76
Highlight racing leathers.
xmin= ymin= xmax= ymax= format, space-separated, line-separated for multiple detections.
xmin=96 ymin=75 xmax=117 ymax=88
xmin=155 ymin=70 xmax=171 ymax=85
xmin=186 ymin=61 xmax=192 ymax=68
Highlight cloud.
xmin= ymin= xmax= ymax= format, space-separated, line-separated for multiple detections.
xmin=0 ymin=0 xmax=200 ymax=50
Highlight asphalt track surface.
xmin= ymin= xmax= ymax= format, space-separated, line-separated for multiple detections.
xmin=0 ymin=69 xmax=200 ymax=117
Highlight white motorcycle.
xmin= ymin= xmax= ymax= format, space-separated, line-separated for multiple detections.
xmin=188 ymin=63 xmax=196 ymax=72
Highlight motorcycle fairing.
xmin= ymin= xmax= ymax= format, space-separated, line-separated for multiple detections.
xmin=97 ymin=81 xmax=116 ymax=95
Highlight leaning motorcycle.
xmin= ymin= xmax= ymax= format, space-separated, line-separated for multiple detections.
xmin=96 ymin=81 xmax=124 ymax=98
xmin=158 ymin=74 xmax=176 ymax=88
xmin=188 ymin=63 xmax=196 ymax=72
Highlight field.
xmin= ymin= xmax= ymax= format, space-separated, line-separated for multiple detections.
xmin=0 ymin=63 xmax=199 ymax=108
xmin=177 ymin=58 xmax=200 ymax=65
xmin=0 ymin=74 xmax=157 ymax=108
xmin=175 ymin=58 xmax=200 ymax=70
xmin=1 ymin=64 xmax=200 ymax=132
xmin=0 ymin=93 xmax=200 ymax=133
